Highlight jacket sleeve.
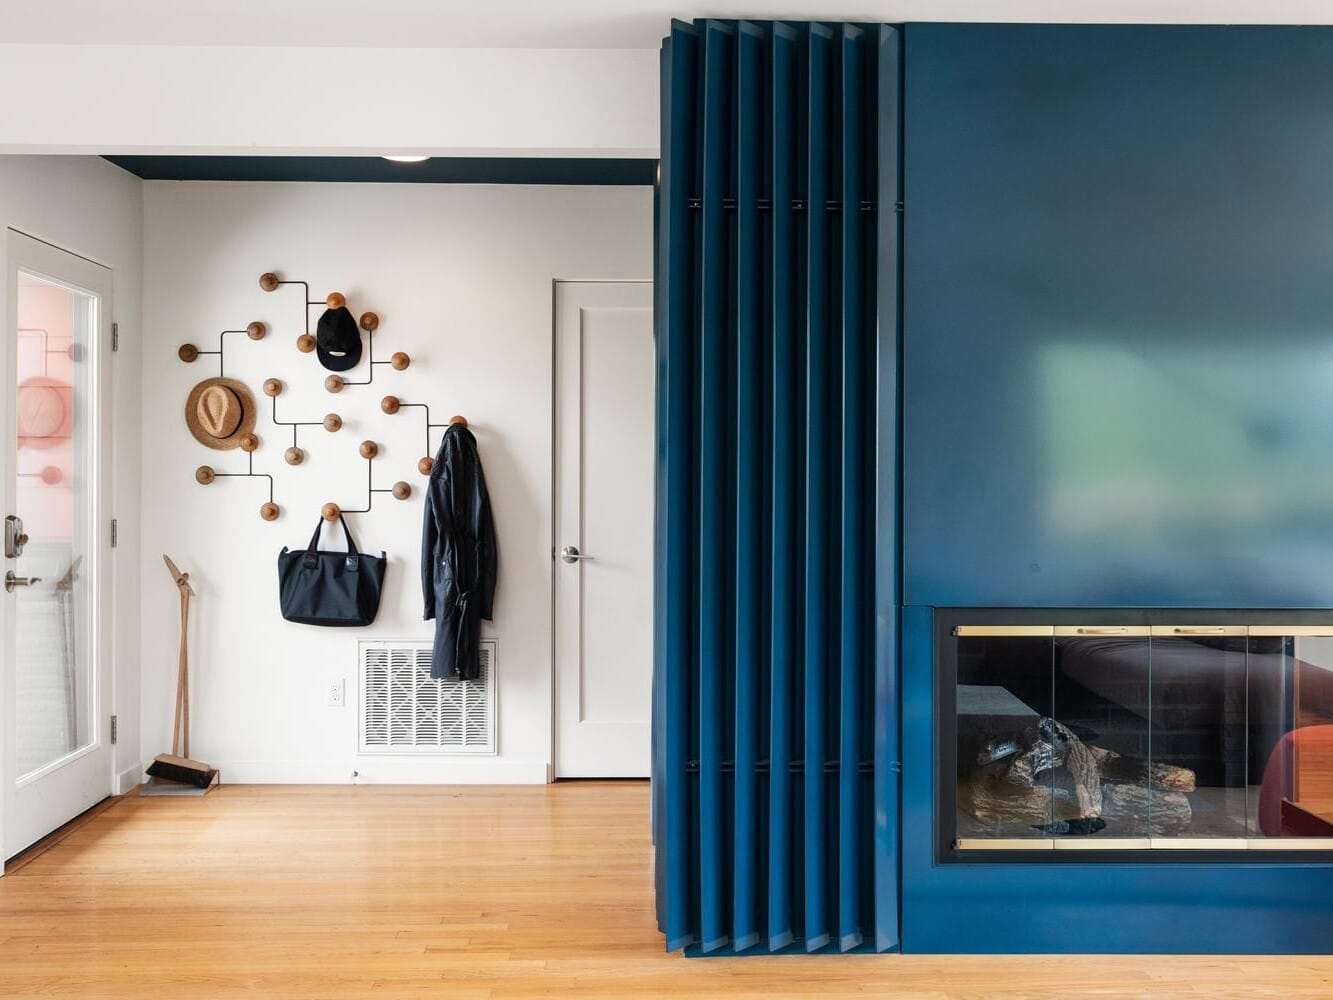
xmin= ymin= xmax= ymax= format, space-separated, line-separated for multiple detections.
xmin=475 ymin=453 xmax=498 ymax=621
xmin=421 ymin=471 xmax=439 ymax=621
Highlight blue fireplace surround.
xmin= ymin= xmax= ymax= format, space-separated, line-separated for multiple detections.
xmin=900 ymin=23 xmax=1333 ymax=951
xmin=652 ymin=20 xmax=1333 ymax=956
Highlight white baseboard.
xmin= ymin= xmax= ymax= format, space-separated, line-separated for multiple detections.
xmin=115 ymin=763 xmax=144 ymax=795
xmin=212 ymin=757 xmax=551 ymax=785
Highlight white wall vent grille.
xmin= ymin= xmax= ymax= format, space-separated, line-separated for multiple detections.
xmin=359 ymin=640 xmax=496 ymax=755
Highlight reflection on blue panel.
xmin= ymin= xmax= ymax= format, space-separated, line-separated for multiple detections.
xmin=903 ymin=23 xmax=1333 ymax=609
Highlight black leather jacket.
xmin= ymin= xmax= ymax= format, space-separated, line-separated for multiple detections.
xmin=421 ymin=424 xmax=497 ymax=680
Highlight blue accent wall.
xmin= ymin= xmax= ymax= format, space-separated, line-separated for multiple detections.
xmin=900 ymin=23 xmax=1333 ymax=953
xmin=903 ymin=23 xmax=1333 ymax=609
xmin=655 ymin=19 xmax=1333 ymax=956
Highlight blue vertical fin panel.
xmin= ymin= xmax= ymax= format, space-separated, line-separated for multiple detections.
xmin=655 ymin=18 xmax=897 ymax=957
xmin=695 ymin=18 xmax=735 ymax=955
xmin=871 ymin=24 xmax=902 ymax=955
xmin=836 ymin=22 xmax=867 ymax=954
xmin=765 ymin=19 xmax=800 ymax=954
xmin=731 ymin=19 xmax=766 ymax=956
xmin=801 ymin=21 xmax=835 ymax=955
xmin=657 ymin=18 xmax=699 ymax=954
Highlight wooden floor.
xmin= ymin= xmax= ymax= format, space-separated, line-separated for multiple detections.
xmin=0 ymin=782 xmax=1329 ymax=999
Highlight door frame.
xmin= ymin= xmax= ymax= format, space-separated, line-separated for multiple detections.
xmin=1 ymin=227 xmax=115 ymax=861
xmin=549 ymin=278 xmax=653 ymax=780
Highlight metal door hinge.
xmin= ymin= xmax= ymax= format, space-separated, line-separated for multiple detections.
xmin=110 ymin=519 xmax=118 ymax=548
xmin=110 ymin=715 xmax=118 ymax=745
xmin=112 ymin=322 xmax=119 ymax=352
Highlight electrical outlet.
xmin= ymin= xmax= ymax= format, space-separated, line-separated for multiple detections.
xmin=327 ymin=678 xmax=345 ymax=708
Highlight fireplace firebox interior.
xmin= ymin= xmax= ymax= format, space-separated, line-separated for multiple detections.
xmin=941 ymin=619 xmax=1333 ymax=855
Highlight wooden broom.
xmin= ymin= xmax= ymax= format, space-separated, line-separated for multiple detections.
xmin=145 ymin=555 xmax=217 ymax=789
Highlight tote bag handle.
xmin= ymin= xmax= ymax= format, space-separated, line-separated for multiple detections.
xmin=302 ymin=515 xmax=361 ymax=572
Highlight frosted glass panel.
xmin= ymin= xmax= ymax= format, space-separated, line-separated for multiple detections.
xmin=14 ymin=273 xmax=95 ymax=779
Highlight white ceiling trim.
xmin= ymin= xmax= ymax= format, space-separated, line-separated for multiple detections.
xmin=5 ymin=1 xmax=1333 ymax=49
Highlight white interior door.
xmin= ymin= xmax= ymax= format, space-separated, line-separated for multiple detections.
xmin=2 ymin=230 xmax=113 ymax=858
xmin=554 ymin=280 xmax=654 ymax=778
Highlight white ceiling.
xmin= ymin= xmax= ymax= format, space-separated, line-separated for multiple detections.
xmin=3 ymin=1 xmax=1333 ymax=49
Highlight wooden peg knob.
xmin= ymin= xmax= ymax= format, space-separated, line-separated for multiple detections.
xmin=392 ymin=481 xmax=412 ymax=500
xmin=239 ymin=432 xmax=259 ymax=452
xmin=323 ymin=413 xmax=342 ymax=432
xmin=359 ymin=440 xmax=379 ymax=460
xmin=284 ymin=446 xmax=305 ymax=466
xmin=259 ymin=272 xmax=281 ymax=292
xmin=260 ymin=502 xmax=280 ymax=521
xmin=359 ymin=311 xmax=379 ymax=332
xmin=322 ymin=502 xmax=341 ymax=522
xmin=296 ymin=333 xmax=316 ymax=353
xmin=418 ymin=456 xmax=434 ymax=476
xmin=380 ymin=395 xmax=400 ymax=415
xmin=195 ymin=466 xmax=215 ymax=485
xmin=178 ymin=343 xmax=199 ymax=363
xmin=247 ymin=321 xmax=267 ymax=341
xmin=326 ymin=292 xmax=346 ymax=310
xmin=448 ymin=415 xmax=468 ymax=428
xmin=263 ymin=378 xmax=283 ymax=397
xmin=325 ymin=374 xmax=344 ymax=394
xmin=391 ymin=351 xmax=410 ymax=371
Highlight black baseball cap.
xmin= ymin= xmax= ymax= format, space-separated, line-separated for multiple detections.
xmin=316 ymin=306 xmax=362 ymax=372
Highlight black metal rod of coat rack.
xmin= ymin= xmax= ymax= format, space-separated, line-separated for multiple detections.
xmin=211 ymin=450 xmax=275 ymax=503
xmin=337 ymin=454 xmax=410 ymax=514
xmin=196 ymin=449 xmax=280 ymax=521
xmin=270 ymin=393 xmax=329 ymax=451
xmin=192 ymin=329 xmax=255 ymax=378
xmin=327 ymin=443 xmax=412 ymax=519
xmin=395 ymin=402 xmax=450 ymax=459
xmin=275 ymin=278 xmax=322 ymax=341
xmin=273 ymin=276 xmax=396 ymax=388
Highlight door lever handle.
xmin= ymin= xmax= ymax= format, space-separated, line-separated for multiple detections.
xmin=560 ymin=546 xmax=593 ymax=564
xmin=5 ymin=571 xmax=42 ymax=593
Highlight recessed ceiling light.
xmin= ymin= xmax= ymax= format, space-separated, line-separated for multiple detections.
xmin=381 ymin=155 xmax=429 ymax=164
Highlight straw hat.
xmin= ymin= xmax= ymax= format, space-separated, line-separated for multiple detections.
xmin=185 ymin=377 xmax=257 ymax=450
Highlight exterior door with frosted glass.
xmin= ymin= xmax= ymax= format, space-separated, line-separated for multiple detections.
xmin=2 ymin=229 xmax=113 ymax=859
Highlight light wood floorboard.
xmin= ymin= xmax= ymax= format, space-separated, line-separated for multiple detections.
xmin=0 ymin=782 xmax=1328 ymax=999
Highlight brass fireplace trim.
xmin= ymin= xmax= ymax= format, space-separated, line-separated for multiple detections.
xmin=1053 ymin=625 xmax=1150 ymax=637
xmin=1150 ymin=625 xmax=1248 ymax=637
xmin=955 ymin=837 xmax=1333 ymax=852
xmin=953 ymin=625 xmax=1053 ymax=637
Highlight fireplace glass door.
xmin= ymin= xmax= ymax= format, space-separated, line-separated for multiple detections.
xmin=950 ymin=623 xmax=1333 ymax=852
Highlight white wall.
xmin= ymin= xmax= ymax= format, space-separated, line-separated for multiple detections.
xmin=0 ymin=155 xmax=145 ymax=796
xmin=0 ymin=46 xmax=659 ymax=158
xmin=140 ymin=181 xmax=652 ymax=783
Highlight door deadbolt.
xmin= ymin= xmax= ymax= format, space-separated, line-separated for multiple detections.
xmin=5 ymin=515 xmax=28 ymax=559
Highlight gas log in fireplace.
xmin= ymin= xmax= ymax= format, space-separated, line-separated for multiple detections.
xmin=937 ymin=612 xmax=1333 ymax=856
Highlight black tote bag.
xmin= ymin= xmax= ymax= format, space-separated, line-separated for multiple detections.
xmin=278 ymin=515 xmax=386 ymax=627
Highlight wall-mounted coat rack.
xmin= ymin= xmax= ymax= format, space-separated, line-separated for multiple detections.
xmin=264 ymin=378 xmax=342 ymax=465
xmin=320 ymin=439 xmax=412 ymax=521
xmin=178 ymin=322 xmax=267 ymax=376
xmin=196 ymin=443 xmax=280 ymax=521
xmin=183 ymin=268 xmax=468 ymax=523
xmin=259 ymin=273 xmax=410 ymax=391
xmin=380 ymin=396 xmax=468 ymax=474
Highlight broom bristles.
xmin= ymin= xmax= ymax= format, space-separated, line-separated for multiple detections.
xmin=146 ymin=753 xmax=216 ymax=789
